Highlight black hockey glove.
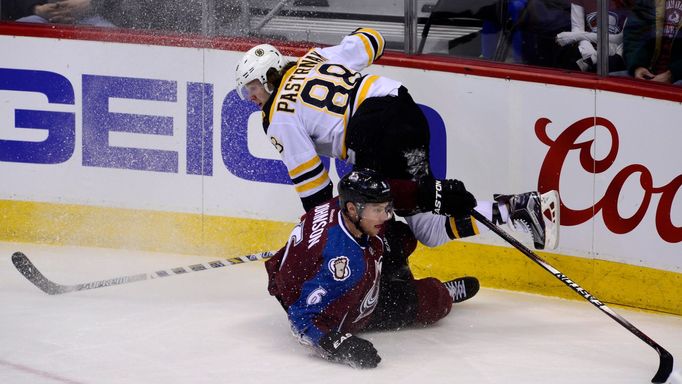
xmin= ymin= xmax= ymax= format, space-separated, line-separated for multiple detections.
xmin=418 ymin=177 xmax=477 ymax=217
xmin=319 ymin=332 xmax=381 ymax=368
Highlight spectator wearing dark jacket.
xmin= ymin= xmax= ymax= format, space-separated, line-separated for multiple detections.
xmin=624 ymin=0 xmax=682 ymax=85
xmin=1 ymin=0 xmax=44 ymax=20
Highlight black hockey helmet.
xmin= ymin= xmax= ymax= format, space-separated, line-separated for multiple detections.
xmin=338 ymin=169 xmax=392 ymax=210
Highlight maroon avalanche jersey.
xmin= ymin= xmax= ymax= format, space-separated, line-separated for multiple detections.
xmin=265 ymin=197 xmax=384 ymax=346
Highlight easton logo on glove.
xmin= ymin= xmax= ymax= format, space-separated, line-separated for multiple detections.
xmin=433 ymin=180 xmax=443 ymax=214
xmin=419 ymin=178 xmax=477 ymax=218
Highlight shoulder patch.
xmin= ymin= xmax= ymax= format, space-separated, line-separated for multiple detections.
xmin=328 ymin=256 xmax=351 ymax=281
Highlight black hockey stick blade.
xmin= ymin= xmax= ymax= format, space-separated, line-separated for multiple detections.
xmin=12 ymin=251 xmax=149 ymax=294
xmin=653 ymin=348 xmax=674 ymax=384
xmin=12 ymin=250 xmax=274 ymax=295
xmin=12 ymin=251 xmax=71 ymax=295
xmin=469 ymin=210 xmax=674 ymax=383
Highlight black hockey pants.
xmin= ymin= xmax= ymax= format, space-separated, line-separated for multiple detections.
xmin=345 ymin=86 xmax=432 ymax=181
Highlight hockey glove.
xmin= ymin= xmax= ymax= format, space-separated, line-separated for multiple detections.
xmin=319 ymin=332 xmax=381 ymax=368
xmin=418 ymin=178 xmax=477 ymax=217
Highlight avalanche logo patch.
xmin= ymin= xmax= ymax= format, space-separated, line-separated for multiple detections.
xmin=354 ymin=257 xmax=382 ymax=323
xmin=306 ymin=287 xmax=327 ymax=305
xmin=328 ymin=256 xmax=351 ymax=281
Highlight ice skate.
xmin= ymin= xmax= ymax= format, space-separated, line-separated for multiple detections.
xmin=443 ymin=276 xmax=479 ymax=303
xmin=495 ymin=190 xmax=560 ymax=250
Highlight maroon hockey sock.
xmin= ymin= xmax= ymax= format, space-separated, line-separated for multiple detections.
xmin=414 ymin=277 xmax=453 ymax=325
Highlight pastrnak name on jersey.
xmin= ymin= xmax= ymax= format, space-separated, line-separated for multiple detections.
xmin=276 ymin=50 xmax=328 ymax=113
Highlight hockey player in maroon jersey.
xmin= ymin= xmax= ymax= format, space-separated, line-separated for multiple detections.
xmin=235 ymin=28 xmax=560 ymax=252
xmin=265 ymin=169 xmax=480 ymax=368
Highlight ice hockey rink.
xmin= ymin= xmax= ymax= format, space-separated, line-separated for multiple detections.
xmin=1 ymin=241 xmax=681 ymax=384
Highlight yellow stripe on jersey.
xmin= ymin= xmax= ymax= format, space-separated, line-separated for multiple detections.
xmin=448 ymin=217 xmax=461 ymax=238
xmin=355 ymin=75 xmax=379 ymax=108
xmin=341 ymin=109 xmax=350 ymax=159
xmin=288 ymin=156 xmax=321 ymax=179
xmin=268 ymin=65 xmax=298 ymax=123
xmin=355 ymin=28 xmax=385 ymax=60
xmin=295 ymin=169 xmax=330 ymax=194
xmin=354 ymin=33 xmax=375 ymax=67
xmin=470 ymin=216 xmax=480 ymax=235
xmin=447 ymin=215 xmax=480 ymax=239
xmin=288 ymin=155 xmax=330 ymax=194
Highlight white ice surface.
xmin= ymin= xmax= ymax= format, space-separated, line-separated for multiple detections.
xmin=1 ymin=242 xmax=681 ymax=384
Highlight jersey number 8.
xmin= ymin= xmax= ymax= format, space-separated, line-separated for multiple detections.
xmin=301 ymin=64 xmax=361 ymax=116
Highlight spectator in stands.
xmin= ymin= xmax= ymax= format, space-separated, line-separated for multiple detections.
xmin=13 ymin=0 xmax=115 ymax=27
xmin=1 ymin=0 xmax=40 ymax=20
xmin=516 ymin=0 xmax=572 ymax=67
xmin=623 ymin=0 xmax=682 ymax=85
xmin=555 ymin=0 xmax=628 ymax=72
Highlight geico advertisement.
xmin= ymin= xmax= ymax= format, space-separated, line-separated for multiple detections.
xmin=0 ymin=35 xmax=680 ymax=273
xmin=0 ymin=36 xmax=448 ymax=221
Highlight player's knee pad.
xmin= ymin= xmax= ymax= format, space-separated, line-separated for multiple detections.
xmin=414 ymin=277 xmax=453 ymax=325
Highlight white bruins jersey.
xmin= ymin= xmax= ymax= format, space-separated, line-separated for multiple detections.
xmin=261 ymin=28 xmax=402 ymax=206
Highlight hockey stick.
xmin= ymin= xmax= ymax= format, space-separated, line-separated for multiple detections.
xmin=470 ymin=210 xmax=674 ymax=384
xmin=11 ymin=250 xmax=274 ymax=296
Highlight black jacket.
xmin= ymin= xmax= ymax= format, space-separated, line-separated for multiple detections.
xmin=624 ymin=0 xmax=682 ymax=82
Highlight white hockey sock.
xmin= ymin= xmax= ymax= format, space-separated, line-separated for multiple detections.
xmin=404 ymin=202 xmax=510 ymax=248
xmin=471 ymin=201 xmax=509 ymax=233
xmin=405 ymin=212 xmax=451 ymax=248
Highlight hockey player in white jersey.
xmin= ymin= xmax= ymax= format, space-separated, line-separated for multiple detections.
xmin=234 ymin=28 xmax=559 ymax=252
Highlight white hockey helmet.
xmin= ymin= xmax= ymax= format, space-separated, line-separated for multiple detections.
xmin=235 ymin=44 xmax=285 ymax=100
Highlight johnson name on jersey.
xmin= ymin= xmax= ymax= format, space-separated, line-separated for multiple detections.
xmin=261 ymin=28 xmax=402 ymax=208
xmin=264 ymin=197 xmax=385 ymax=347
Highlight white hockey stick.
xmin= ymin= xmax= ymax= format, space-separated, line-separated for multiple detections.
xmin=11 ymin=250 xmax=274 ymax=295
